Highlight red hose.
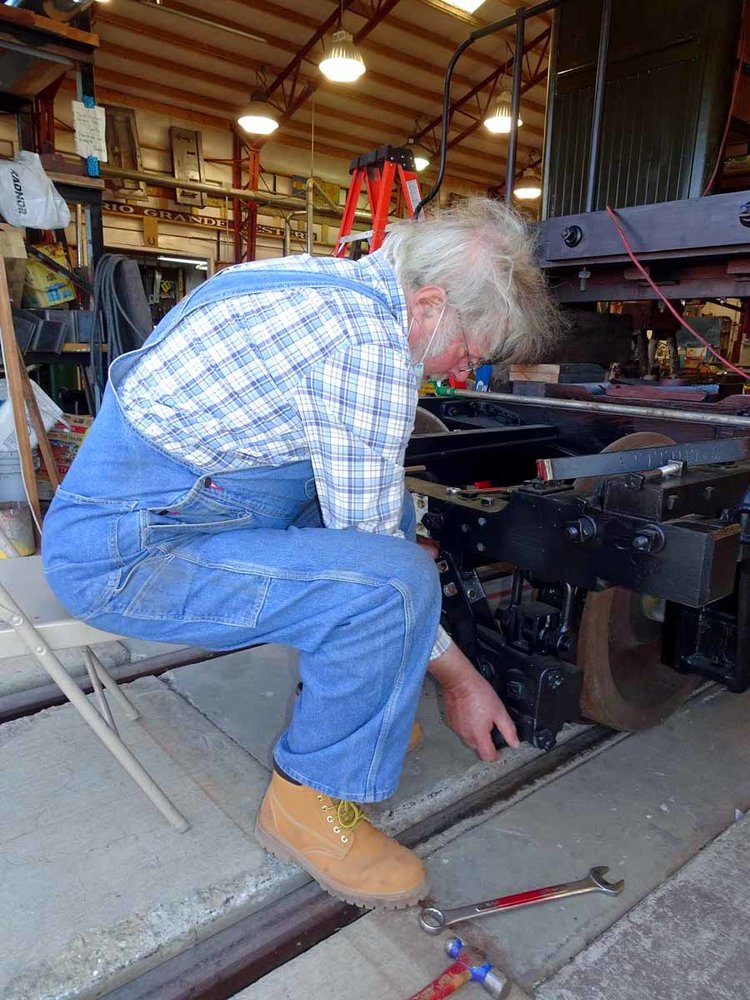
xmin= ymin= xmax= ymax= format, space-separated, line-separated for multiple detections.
xmin=606 ymin=205 xmax=750 ymax=381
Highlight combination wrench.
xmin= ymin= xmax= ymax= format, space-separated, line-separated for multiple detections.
xmin=418 ymin=866 xmax=625 ymax=935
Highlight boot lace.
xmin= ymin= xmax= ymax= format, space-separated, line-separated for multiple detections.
xmin=317 ymin=794 xmax=365 ymax=843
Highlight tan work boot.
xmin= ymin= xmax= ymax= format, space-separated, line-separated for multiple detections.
xmin=256 ymin=771 xmax=428 ymax=908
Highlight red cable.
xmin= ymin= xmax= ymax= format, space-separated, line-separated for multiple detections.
xmin=606 ymin=205 xmax=750 ymax=381
xmin=703 ymin=11 xmax=746 ymax=197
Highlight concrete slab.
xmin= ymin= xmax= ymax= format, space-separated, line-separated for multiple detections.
xmin=537 ymin=813 xmax=750 ymax=1000
xmin=0 ymin=640 xmax=129 ymax=698
xmin=165 ymin=648 xmax=591 ymax=834
xmin=0 ymin=676 xmax=305 ymax=1000
xmin=242 ymin=687 xmax=750 ymax=999
xmin=417 ymin=686 xmax=750 ymax=993
xmin=237 ymin=910 xmax=531 ymax=1000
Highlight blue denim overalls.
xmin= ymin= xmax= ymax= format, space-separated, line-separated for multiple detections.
xmin=42 ymin=265 xmax=442 ymax=802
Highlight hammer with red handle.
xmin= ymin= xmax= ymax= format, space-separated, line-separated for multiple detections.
xmin=407 ymin=937 xmax=509 ymax=999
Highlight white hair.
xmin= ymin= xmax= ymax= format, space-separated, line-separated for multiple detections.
xmin=381 ymin=197 xmax=560 ymax=363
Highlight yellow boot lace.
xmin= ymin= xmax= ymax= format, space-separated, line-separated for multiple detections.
xmin=317 ymin=795 xmax=365 ymax=844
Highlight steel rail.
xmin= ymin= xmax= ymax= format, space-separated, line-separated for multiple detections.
xmin=433 ymin=387 xmax=750 ymax=430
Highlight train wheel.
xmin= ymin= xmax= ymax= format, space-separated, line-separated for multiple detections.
xmin=575 ymin=433 xmax=698 ymax=730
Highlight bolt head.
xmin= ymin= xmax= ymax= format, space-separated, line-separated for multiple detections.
xmin=537 ymin=730 xmax=555 ymax=751
xmin=562 ymin=224 xmax=583 ymax=247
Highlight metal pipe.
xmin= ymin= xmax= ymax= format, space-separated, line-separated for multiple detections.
xmin=101 ymin=164 xmax=306 ymax=211
xmin=283 ymin=216 xmax=291 ymax=256
xmin=140 ymin=0 xmax=267 ymax=43
xmin=541 ymin=5 xmax=560 ymax=221
xmin=99 ymin=165 xmax=377 ymax=226
xmin=505 ymin=15 xmax=526 ymax=205
xmin=306 ymin=177 xmax=315 ymax=255
xmin=75 ymin=203 xmax=85 ymax=269
xmin=416 ymin=0 xmax=562 ymax=217
xmin=435 ymin=388 xmax=750 ymax=430
xmin=585 ymin=0 xmax=613 ymax=213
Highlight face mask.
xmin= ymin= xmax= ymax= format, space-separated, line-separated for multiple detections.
xmin=412 ymin=304 xmax=447 ymax=384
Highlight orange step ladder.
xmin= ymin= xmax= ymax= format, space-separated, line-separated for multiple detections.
xmin=335 ymin=145 xmax=422 ymax=258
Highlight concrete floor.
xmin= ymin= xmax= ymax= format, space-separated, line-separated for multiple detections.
xmin=1 ymin=646 xmax=749 ymax=999
xmin=0 ymin=646 xmax=548 ymax=998
xmin=242 ymin=684 xmax=750 ymax=999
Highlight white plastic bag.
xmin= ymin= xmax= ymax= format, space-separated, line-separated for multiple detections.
xmin=0 ymin=378 xmax=66 ymax=453
xmin=0 ymin=151 xmax=71 ymax=229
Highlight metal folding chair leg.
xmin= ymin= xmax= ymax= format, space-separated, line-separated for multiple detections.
xmin=84 ymin=646 xmax=140 ymax=722
xmin=0 ymin=584 xmax=190 ymax=833
xmin=83 ymin=647 xmax=118 ymax=734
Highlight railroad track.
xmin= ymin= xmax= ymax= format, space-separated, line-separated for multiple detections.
xmin=103 ymin=721 xmax=627 ymax=1000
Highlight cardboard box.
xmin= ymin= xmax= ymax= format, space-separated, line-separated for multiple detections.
xmin=0 ymin=224 xmax=28 ymax=308
xmin=36 ymin=414 xmax=93 ymax=493
xmin=23 ymin=243 xmax=76 ymax=308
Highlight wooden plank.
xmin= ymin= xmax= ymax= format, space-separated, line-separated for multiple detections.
xmin=0 ymin=6 xmax=98 ymax=47
xmin=17 ymin=343 xmax=60 ymax=491
xmin=510 ymin=364 xmax=562 ymax=384
xmin=0 ymin=258 xmax=42 ymax=528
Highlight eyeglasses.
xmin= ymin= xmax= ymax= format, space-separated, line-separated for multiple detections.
xmin=458 ymin=328 xmax=486 ymax=372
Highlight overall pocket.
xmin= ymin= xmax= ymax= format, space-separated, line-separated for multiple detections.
xmin=142 ymin=475 xmax=315 ymax=548
xmin=142 ymin=477 xmax=257 ymax=548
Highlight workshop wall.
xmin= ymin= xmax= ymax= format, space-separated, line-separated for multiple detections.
xmin=0 ymin=86 xmax=485 ymax=268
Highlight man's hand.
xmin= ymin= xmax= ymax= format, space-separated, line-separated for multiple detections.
xmin=428 ymin=642 xmax=520 ymax=761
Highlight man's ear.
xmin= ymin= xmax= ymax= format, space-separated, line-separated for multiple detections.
xmin=411 ymin=285 xmax=447 ymax=320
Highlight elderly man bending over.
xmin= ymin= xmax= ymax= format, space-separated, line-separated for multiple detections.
xmin=43 ymin=198 xmax=558 ymax=908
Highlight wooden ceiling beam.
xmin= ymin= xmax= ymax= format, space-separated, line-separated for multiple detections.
xmin=224 ymin=0 xmax=550 ymax=73
xmin=60 ymin=78 xmax=516 ymax=190
xmin=97 ymin=39 xmax=447 ymax=128
xmin=61 ymin=76 xmax=231 ymax=132
xmin=98 ymin=4 xmax=545 ymax=112
xmin=96 ymin=11 xmax=263 ymax=73
xmin=99 ymin=43 xmax=252 ymax=99
xmin=94 ymin=66 xmax=541 ymax=167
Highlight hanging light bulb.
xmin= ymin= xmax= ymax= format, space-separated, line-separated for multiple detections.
xmin=237 ymin=93 xmax=279 ymax=136
xmin=483 ymin=91 xmax=523 ymax=135
xmin=514 ymin=166 xmax=542 ymax=200
xmin=319 ymin=28 xmax=366 ymax=82
xmin=407 ymin=138 xmax=431 ymax=172
xmin=442 ymin=0 xmax=486 ymax=11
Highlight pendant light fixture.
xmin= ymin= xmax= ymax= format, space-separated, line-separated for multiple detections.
xmin=484 ymin=90 xmax=524 ymax=135
xmin=442 ymin=0 xmax=486 ymax=12
xmin=237 ymin=92 xmax=279 ymax=136
xmin=319 ymin=1 xmax=366 ymax=83
xmin=514 ymin=165 xmax=542 ymax=200
xmin=407 ymin=138 xmax=432 ymax=172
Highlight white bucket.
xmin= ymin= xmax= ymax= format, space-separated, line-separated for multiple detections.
xmin=0 ymin=450 xmax=27 ymax=502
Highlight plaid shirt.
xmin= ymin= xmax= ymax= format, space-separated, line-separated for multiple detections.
xmin=119 ymin=251 xmax=450 ymax=658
